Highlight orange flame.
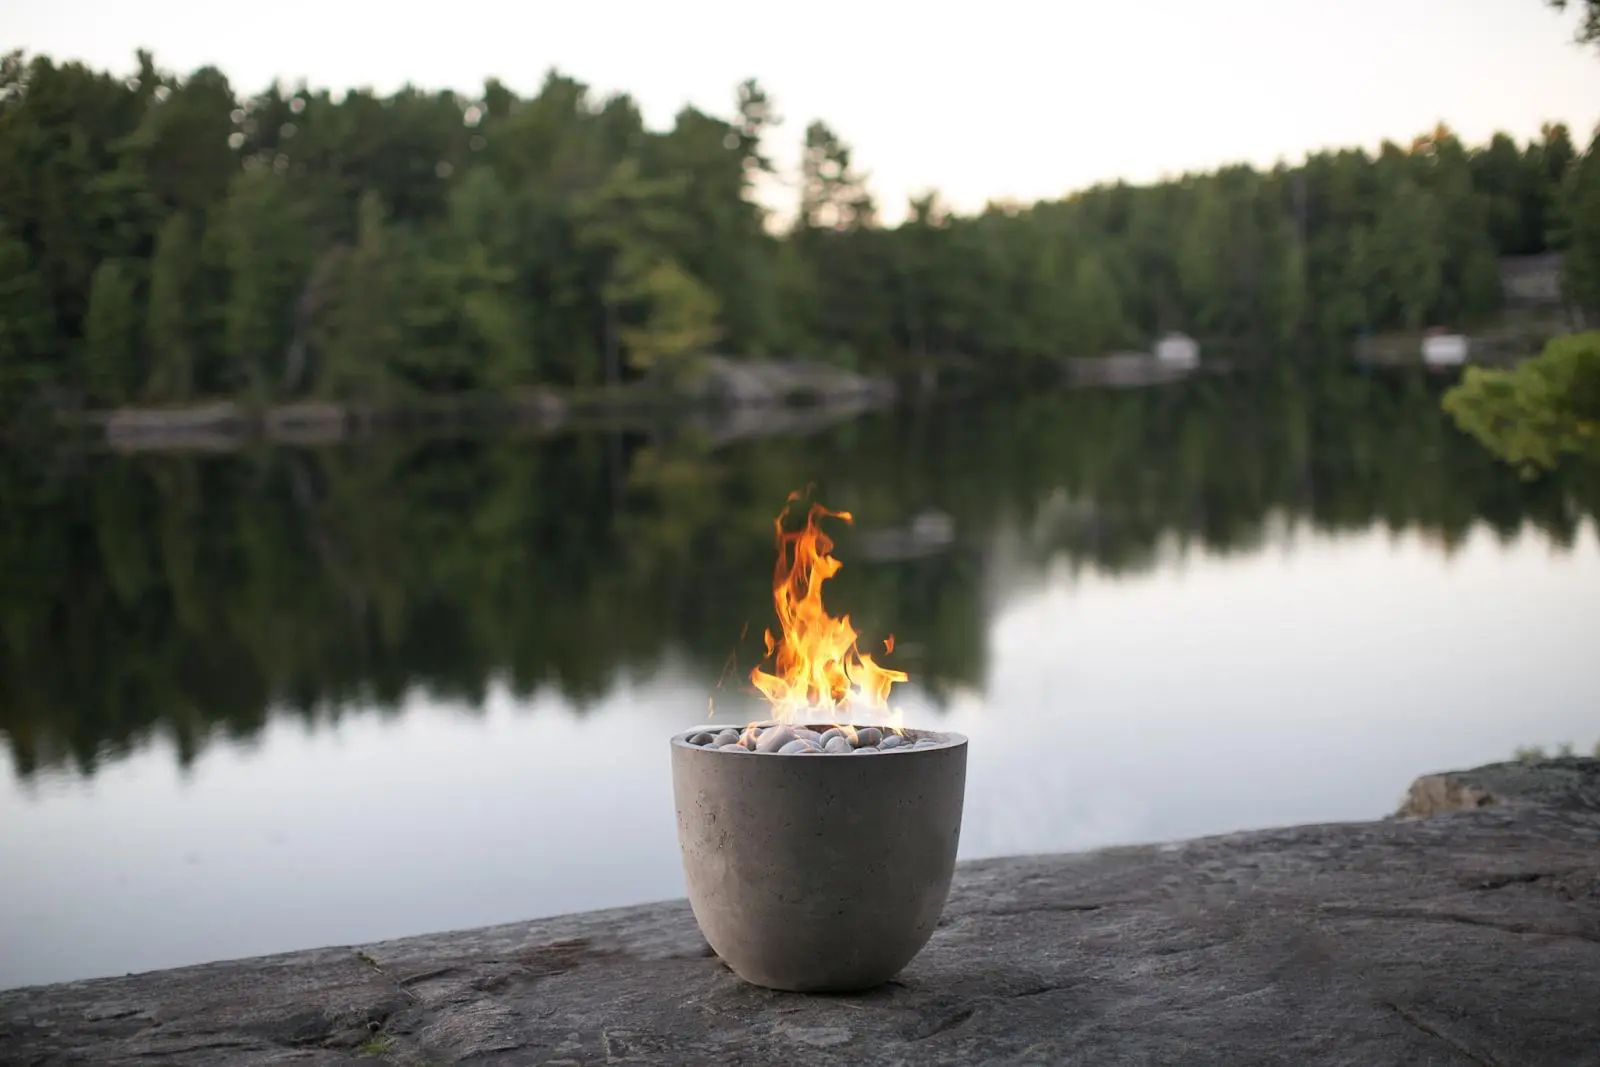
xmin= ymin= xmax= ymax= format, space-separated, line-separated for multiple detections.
xmin=749 ymin=493 xmax=908 ymax=722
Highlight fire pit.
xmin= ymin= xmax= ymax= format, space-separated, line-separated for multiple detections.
xmin=670 ymin=495 xmax=969 ymax=992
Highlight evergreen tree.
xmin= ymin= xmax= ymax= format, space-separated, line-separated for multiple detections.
xmin=145 ymin=213 xmax=197 ymax=401
xmin=0 ymin=226 xmax=57 ymax=413
xmin=84 ymin=259 xmax=140 ymax=405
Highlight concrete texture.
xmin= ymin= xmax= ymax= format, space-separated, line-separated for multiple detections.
xmin=671 ymin=727 xmax=968 ymax=992
xmin=3 ymin=758 xmax=1598 ymax=1066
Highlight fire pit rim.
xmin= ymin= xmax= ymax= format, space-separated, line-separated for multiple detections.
xmin=669 ymin=725 xmax=968 ymax=753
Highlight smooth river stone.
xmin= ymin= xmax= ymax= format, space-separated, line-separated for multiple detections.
xmin=777 ymin=739 xmax=813 ymax=755
xmin=719 ymin=743 xmax=752 ymax=753
xmin=817 ymin=728 xmax=846 ymax=746
xmin=823 ymin=736 xmax=853 ymax=754
xmin=714 ymin=729 xmax=741 ymax=747
xmin=756 ymin=726 xmax=797 ymax=753
xmin=688 ymin=732 xmax=715 ymax=747
xmin=854 ymin=727 xmax=883 ymax=748
xmin=878 ymin=734 xmax=905 ymax=750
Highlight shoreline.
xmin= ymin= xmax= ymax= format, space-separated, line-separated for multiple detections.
xmin=2 ymin=757 xmax=1596 ymax=1064
xmin=11 ymin=357 xmax=901 ymax=455
xmin=18 ymin=323 xmax=1570 ymax=457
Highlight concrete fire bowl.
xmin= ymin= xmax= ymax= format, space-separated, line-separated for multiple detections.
xmin=670 ymin=725 xmax=968 ymax=993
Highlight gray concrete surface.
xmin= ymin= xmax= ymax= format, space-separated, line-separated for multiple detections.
xmin=671 ymin=727 xmax=967 ymax=991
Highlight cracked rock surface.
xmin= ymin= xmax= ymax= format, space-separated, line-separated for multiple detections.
xmin=3 ymin=758 xmax=1598 ymax=1066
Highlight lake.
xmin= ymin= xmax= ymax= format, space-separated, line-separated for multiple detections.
xmin=3 ymin=368 xmax=1598 ymax=990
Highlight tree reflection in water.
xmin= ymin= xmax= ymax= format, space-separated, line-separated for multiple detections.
xmin=3 ymin=367 xmax=1595 ymax=779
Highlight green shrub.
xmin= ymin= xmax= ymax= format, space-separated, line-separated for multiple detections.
xmin=1443 ymin=331 xmax=1600 ymax=474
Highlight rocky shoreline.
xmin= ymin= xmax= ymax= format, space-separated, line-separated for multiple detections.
xmin=2 ymin=758 xmax=1597 ymax=1066
xmin=73 ymin=357 xmax=897 ymax=455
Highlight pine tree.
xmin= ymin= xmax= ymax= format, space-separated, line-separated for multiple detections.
xmin=145 ymin=213 xmax=197 ymax=401
xmin=0 ymin=228 xmax=56 ymax=413
xmin=84 ymin=259 xmax=141 ymax=406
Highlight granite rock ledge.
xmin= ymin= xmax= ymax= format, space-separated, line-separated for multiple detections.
xmin=3 ymin=758 xmax=1598 ymax=1066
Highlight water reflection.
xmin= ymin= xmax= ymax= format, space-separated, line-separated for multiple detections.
xmin=3 ymin=368 xmax=1600 ymax=988
xmin=5 ymin=369 xmax=1595 ymax=781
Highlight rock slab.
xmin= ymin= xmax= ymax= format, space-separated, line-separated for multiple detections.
xmin=3 ymin=759 xmax=1598 ymax=1066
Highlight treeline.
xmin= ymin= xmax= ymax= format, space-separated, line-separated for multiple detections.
xmin=2 ymin=49 xmax=1599 ymax=415
xmin=5 ymin=368 xmax=1597 ymax=778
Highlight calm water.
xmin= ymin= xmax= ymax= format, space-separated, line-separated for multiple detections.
xmin=3 ymin=370 xmax=1599 ymax=990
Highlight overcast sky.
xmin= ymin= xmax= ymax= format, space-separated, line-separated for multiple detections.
xmin=6 ymin=0 xmax=1600 ymax=221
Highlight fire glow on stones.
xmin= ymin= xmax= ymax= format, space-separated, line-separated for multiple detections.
xmin=745 ymin=491 xmax=908 ymax=732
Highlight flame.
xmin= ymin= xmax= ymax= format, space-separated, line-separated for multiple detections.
xmin=748 ymin=494 xmax=908 ymax=723
xmin=885 ymin=706 xmax=906 ymax=736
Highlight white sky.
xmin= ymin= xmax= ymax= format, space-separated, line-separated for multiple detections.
xmin=5 ymin=0 xmax=1600 ymax=222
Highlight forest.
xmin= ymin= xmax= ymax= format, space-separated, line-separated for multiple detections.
xmin=1 ymin=45 xmax=1599 ymax=420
